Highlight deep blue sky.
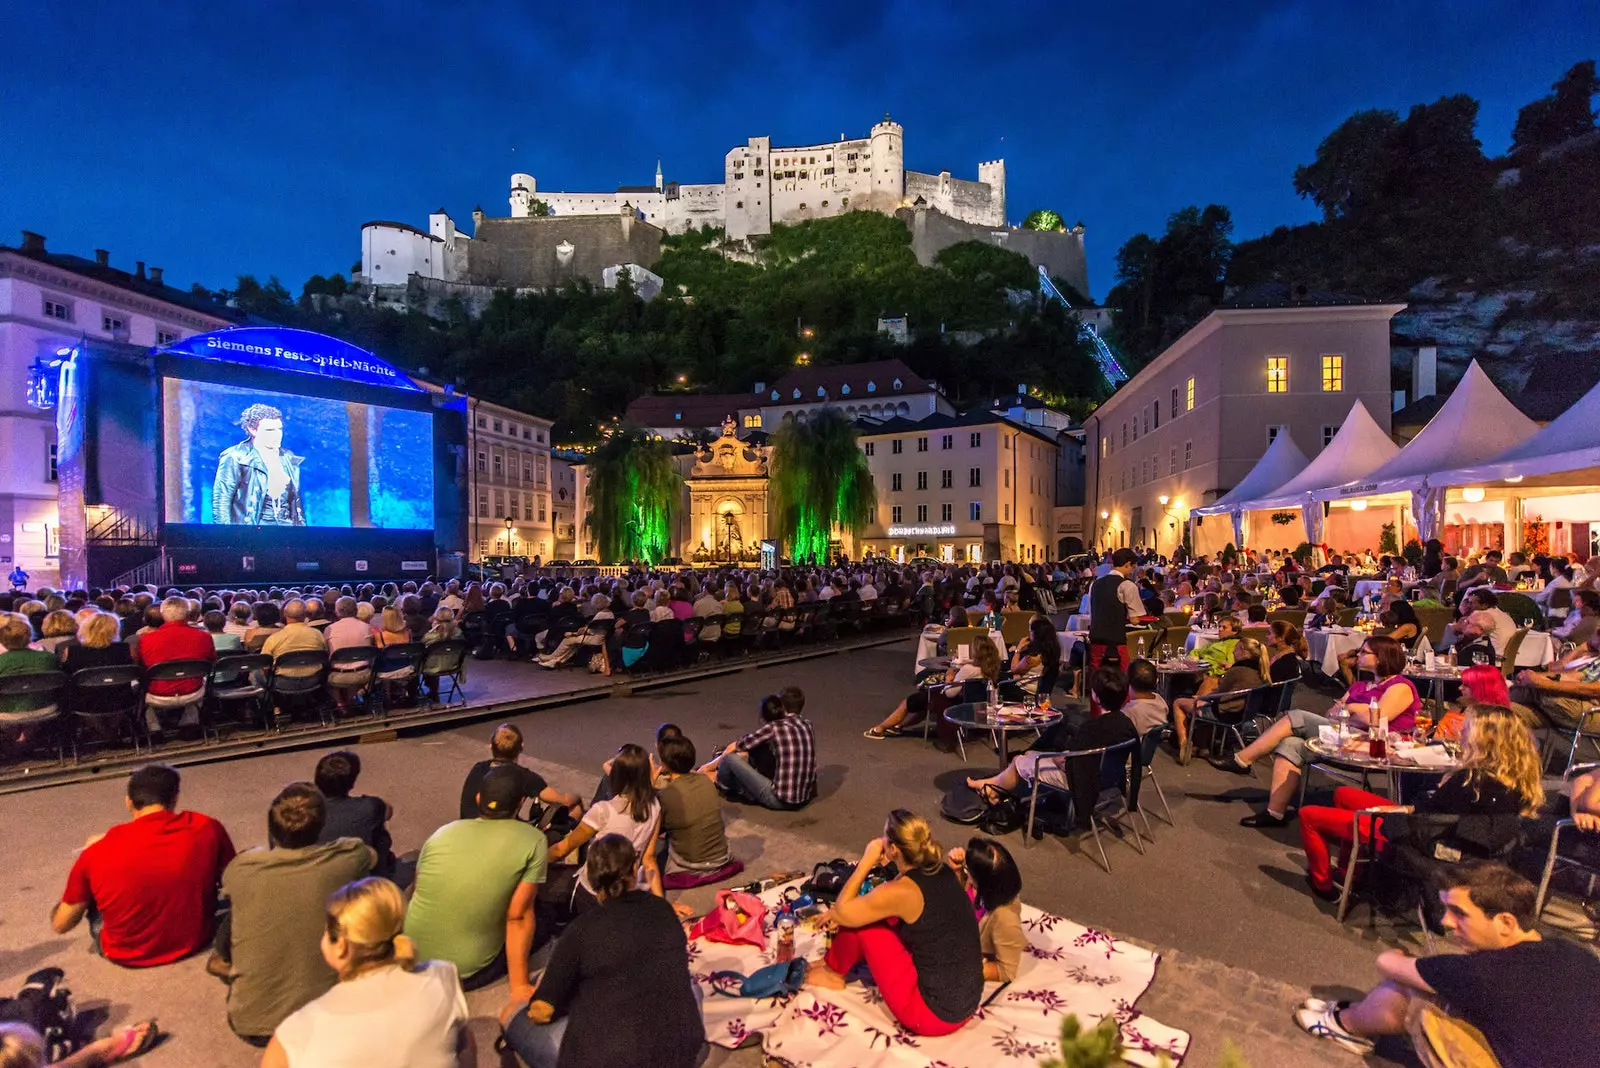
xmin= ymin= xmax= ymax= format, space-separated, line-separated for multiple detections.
xmin=3 ymin=1 xmax=1593 ymax=300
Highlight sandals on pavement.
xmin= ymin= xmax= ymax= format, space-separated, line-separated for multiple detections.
xmin=107 ymin=1020 xmax=160 ymax=1062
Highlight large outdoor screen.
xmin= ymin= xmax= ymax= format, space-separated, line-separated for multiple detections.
xmin=161 ymin=378 xmax=434 ymax=530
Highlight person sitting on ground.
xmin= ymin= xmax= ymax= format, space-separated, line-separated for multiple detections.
xmin=805 ymin=810 xmax=982 ymax=1036
xmin=945 ymin=836 xmax=1025 ymax=983
xmin=655 ymin=733 xmax=732 ymax=874
xmin=458 ymin=723 xmax=583 ymax=828
xmin=214 ymin=782 xmax=374 ymax=1045
xmin=1122 ymin=658 xmax=1171 ymax=736
xmin=700 ymin=684 xmax=817 ymax=810
xmin=966 ymin=666 xmax=1139 ymax=831
xmin=263 ymin=876 xmax=473 ymax=1068
xmin=1295 ymin=861 xmax=1600 ymax=1064
xmin=406 ymin=765 xmax=547 ymax=998
xmin=1215 ymin=635 xmax=1420 ymax=827
xmin=498 ymin=834 xmax=706 ymax=1068
xmin=1295 ymin=704 xmax=1542 ymax=902
xmin=52 ymin=764 xmax=235 ymax=968
xmin=314 ymin=750 xmax=395 ymax=877
xmin=1171 ymin=635 xmax=1265 ymax=765
xmin=1265 ymin=620 xmax=1307 ymax=683
xmin=866 ymin=638 xmax=1000 ymax=738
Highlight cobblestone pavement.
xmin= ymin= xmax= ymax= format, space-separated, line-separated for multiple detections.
xmin=3 ymin=639 xmax=1483 ymax=1066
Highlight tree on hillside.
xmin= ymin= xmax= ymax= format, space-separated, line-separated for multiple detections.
xmin=1105 ymin=205 xmax=1232 ymax=367
xmin=1293 ymin=109 xmax=1399 ymax=222
xmin=768 ymin=409 xmax=876 ymax=564
xmin=584 ymin=431 xmax=680 ymax=563
xmin=1023 ymin=209 xmax=1066 ymax=232
xmin=1511 ymin=60 xmax=1598 ymax=157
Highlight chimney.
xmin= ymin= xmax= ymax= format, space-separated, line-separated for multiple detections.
xmin=20 ymin=231 xmax=45 ymax=253
xmin=149 ymin=266 xmax=164 ymax=286
xmin=1413 ymin=345 xmax=1438 ymax=402
xmin=94 ymin=249 xmax=109 ymax=267
xmin=136 ymin=261 xmax=146 ymax=280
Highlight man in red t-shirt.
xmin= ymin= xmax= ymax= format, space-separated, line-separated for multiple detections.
xmin=52 ymin=763 xmax=235 ymax=967
xmin=136 ymin=595 xmax=216 ymax=733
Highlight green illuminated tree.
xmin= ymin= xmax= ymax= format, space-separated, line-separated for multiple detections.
xmin=585 ymin=432 xmax=681 ymax=563
xmin=768 ymin=409 xmax=877 ymax=564
xmin=1023 ymin=208 xmax=1066 ymax=232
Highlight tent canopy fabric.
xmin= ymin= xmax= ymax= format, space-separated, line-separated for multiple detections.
xmin=1193 ymin=431 xmax=1311 ymax=515
xmin=1321 ymin=361 xmax=1538 ymax=501
xmin=1423 ymin=371 xmax=1600 ymax=486
xmin=1246 ymin=400 xmax=1400 ymax=511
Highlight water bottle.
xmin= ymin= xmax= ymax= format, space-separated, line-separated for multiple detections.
xmin=1136 ymin=636 xmax=1146 ymax=661
xmin=986 ymin=680 xmax=998 ymax=714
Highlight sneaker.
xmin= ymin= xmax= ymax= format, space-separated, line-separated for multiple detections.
xmin=1298 ymin=996 xmax=1350 ymax=1013
xmin=1240 ymin=810 xmax=1290 ymax=828
xmin=1294 ymin=1006 xmax=1373 ymax=1055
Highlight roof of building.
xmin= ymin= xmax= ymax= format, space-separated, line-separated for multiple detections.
xmin=1391 ymin=353 xmax=1599 ymax=429
xmin=767 ymin=358 xmax=932 ymax=400
xmin=360 ymin=219 xmax=439 ymax=240
xmin=623 ymin=392 xmax=748 ymax=427
xmin=1220 ymin=281 xmax=1399 ymax=309
xmin=1 ymin=244 xmax=242 ymax=323
xmin=855 ymin=409 xmax=1061 ymax=448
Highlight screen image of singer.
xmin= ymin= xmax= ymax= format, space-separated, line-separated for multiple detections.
xmin=161 ymin=378 xmax=434 ymax=529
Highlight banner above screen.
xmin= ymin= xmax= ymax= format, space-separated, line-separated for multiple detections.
xmin=158 ymin=327 xmax=423 ymax=393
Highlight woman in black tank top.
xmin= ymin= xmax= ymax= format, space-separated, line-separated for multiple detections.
xmin=805 ymin=809 xmax=983 ymax=1035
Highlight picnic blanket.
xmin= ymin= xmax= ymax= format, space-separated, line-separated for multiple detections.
xmin=696 ymin=881 xmax=1188 ymax=1067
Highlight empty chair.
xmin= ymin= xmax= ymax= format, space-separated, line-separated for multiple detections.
xmin=67 ymin=665 xmax=145 ymax=758
xmin=208 ymin=653 xmax=272 ymax=736
xmin=419 ymin=639 xmax=470 ymax=705
xmin=372 ymin=643 xmax=424 ymax=710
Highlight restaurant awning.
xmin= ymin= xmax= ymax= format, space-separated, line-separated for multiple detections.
xmin=1423 ymin=370 xmax=1600 ymax=487
xmin=1321 ymin=361 xmax=1539 ymax=501
xmin=1239 ymin=400 xmax=1399 ymax=511
xmin=1192 ymin=430 xmax=1311 ymax=516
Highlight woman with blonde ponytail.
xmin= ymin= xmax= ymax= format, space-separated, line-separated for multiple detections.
xmin=805 ymin=809 xmax=983 ymax=1036
xmin=261 ymin=877 xmax=474 ymax=1068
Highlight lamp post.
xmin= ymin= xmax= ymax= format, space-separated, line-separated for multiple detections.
xmin=503 ymin=516 xmax=515 ymax=555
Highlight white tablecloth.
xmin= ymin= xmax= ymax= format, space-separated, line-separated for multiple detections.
xmin=1516 ymin=630 xmax=1557 ymax=667
xmin=914 ymin=628 xmax=1005 ymax=672
xmin=1350 ymin=579 xmax=1386 ymax=601
xmin=1306 ymin=627 xmax=1366 ymax=675
xmin=1065 ymin=613 xmax=1090 ymax=632
xmin=1183 ymin=628 xmax=1220 ymax=653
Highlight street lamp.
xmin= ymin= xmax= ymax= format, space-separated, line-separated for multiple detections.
xmin=503 ymin=516 xmax=515 ymax=554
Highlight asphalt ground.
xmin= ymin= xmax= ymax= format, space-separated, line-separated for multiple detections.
xmin=2 ymin=638 xmax=1455 ymax=1067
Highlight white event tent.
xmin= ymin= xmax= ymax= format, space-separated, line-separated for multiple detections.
xmin=1323 ymin=361 xmax=1540 ymax=543
xmin=1192 ymin=429 xmax=1310 ymax=548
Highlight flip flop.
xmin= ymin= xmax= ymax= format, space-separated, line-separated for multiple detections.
xmin=863 ymin=727 xmax=888 ymax=739
xmin=107 ymin=1020 xmax=160 ymax=1062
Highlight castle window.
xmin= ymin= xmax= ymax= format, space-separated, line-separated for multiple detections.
xmin=892 ymin=378 xmax=902 ymax=390
xmin=736 ymin=201 xmax=743 ymax=209
xmin=792 ymin=389 xmax=801 ymax=399
xmin=841 ymin=384 xmax=850 ymax=395
xmin=867 ymin=381 xmax=876 ymax=393
xmin=771 ymin=390 xmax=779 ymax=400
xmin=816 ymin=387 xmax=825 ymax=398
xmin=799 ymin=203 xmax=807 ymax=210
xmin=822 ymin=200 xmax=829 ymax=207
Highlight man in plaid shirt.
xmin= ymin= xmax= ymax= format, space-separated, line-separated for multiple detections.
xmin=703 ymin=686 xmax=816 ymax=809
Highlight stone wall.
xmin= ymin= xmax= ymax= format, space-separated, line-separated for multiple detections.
xmin=901 ymin=207 xmax=1089 ymax=299
xmin=467 ymin=215 xmax=665 ymax=290
xmin=904 ymin=170 xmax=1004 ymax=227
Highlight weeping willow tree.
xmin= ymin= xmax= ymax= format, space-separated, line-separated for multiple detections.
xmin=585 ymin=432 xmax=681 ymax=564
xmin=768 ymin=408 xmax=877 ymax=564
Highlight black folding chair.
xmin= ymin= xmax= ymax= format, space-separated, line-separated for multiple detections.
xmin=373 ymin=643 xmax=425 ymax=711
xmin=0 ymin=671 xmax=69 ymax=762
xmin=1134 ymin=723 xmax=1175 ymax=832
xmin=142 ymin=658 xmax=215 ymax=734
xmin=68 ymin=665 xmax=145 ymax=759
xmin=268 ymin=650 xmax=330 ymax=724
xmin=419 ymin=639 xmax=469 ymax=705
xmin=1191 ymin=679 xmax=1296 ymax=759
xmin=1023 ymin=737 xmax=1143 ymax=873
xmin=208 ymin=653 xmax=272 ymax=735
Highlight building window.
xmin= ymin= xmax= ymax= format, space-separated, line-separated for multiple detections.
xmin=475 ymin=450 xmax=487 ymax=473
xmin=940 ymin=469 xmax=952 ymax=489
xmin=156 ymin=329 xmax=178 ymax=346
xmin=1004 ymin=469 xmax=1010 ymax=488
xmin=476 ymin=417 xmax=487 ymax=429
xmin=539 ymin=501 xmax=547 ymax=522
xmin=917 ymin=436 xmax=928 ymax=452
xmin=1323 ymin=424 xmax=1341 ymax=448
xmin=1266 ymin=356 xmax=1288 ymax=393
xmin=891 ymin=439 xmax=903 ymax=455
xmin=863 ymin=442 xmax=875 ymax=456
xmin=1170 ymin=447 xmax=1177 ymax=475
xmin=523 ymin=428 xmax=532 ymax=440
xmin=1170 ymin=387 xmax=1179 ymax=418
xmin=916 ymin=471 xmax=927 ymax=490
xmin=1141 ymin=459 xmax=1149 ymax=484
xmin=494 ymin=490 xmax=505 ymax=515
xmin=101 ymin=315 xmax=124 ymax=334
xmin=941 ymin=502 xmax=952 ymax=522
xmin=1267 ymin=424 xmax=1288 ymax=445
xmin=891 ymin=473 xmax=902 ymax=491
xmin=522 ymin=460 xmax=532 ymax=482
xmin=43 ymin=298 xmax=71 ymax=321
xmin=892 ymin=505 xmax=903 ymax=523
xmin=493 ymin=419 xmax=503 ymax=433
xmin=970 ymin=502 xmax=982 ymax=522
xmin=1186 ymin=377 xmax=1195 ymax=411
xmin=1004 ymin=503 xmax=1010 ymax=521
xmin=1184 ymin=441 xmax=1193 ymax=469
xmin=524 ymin=495 xmax=533 ymax=521
xmin=1101 ymin=437 xmax=1108 ymax=458
xmin=493 ymin=453 xmax=504 ymax=477
xmin=1122 ymin=424 xmax=1128 ymax=447
xmin=969 ymin=467 xmax=981 ymax=487
xmin=916 ymin=504 xmax=928 ymax=522
xmin=970 ymin=432 xmax=982 ymax=447
xmin=1322 ymin=354 xmax=1344 ymax=392
xmin=46 ymin=442 xmax=58 ymax=482
xmin=1153 ymin=399 xmax=1161 ymax=429
xmin=743 ymin=414 xmax=762 ymax=428
xmin=509 ymin=492 xmax=519 ymax=520
xmin=941 ymin=434 xmax=953 ymax=450
xmin=477 ymin=491 xmax=489 ymax=517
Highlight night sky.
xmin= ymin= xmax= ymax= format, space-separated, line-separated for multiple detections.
xmin=3 ymin=1 xmax=1592 ymax=300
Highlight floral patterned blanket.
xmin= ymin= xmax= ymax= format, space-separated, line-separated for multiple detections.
xmin=695 ymin=883 xmax=1189 ymax=1067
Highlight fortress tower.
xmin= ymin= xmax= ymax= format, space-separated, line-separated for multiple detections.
xmin=868 ymin=116 xmax=905 ymax=214
xmin=977 ymin=159 xmax=1006 ymax=226
xmin=510 ymin=173 xmax=536 ymax=217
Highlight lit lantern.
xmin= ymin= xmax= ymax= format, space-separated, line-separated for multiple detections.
xmin=1462 ymin=487 xmax=1486 ymax=503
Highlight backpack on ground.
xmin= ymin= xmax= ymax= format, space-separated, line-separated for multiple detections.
xmin=706 ymin=958 xmax=807 ymax=999
xmin=940 ymin=784 xmax=1023 ymax=836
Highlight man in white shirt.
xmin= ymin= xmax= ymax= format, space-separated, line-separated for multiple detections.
xmin=858 ymin=579 xmax=878 ymax=602
xmin=1448 ymin=589 xmax=1519 ymax=658
xmin=323 ymin=597 xmax=373 ymax=653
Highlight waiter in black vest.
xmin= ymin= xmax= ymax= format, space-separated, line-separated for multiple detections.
xmin=1086 ymin=547 xmax=1151 ymax=714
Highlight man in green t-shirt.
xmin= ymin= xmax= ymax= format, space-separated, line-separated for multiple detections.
xmin=405 ymin=765 xmax=547 ymax=1001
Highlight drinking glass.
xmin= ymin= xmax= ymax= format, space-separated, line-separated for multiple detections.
xmin=1473 ymin=651 xmax=1488 ymax=667
xmin=1161 ymin=643 xmax=1173 ymax=664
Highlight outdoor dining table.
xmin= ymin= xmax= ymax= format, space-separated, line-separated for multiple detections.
xmin=943 ymin=701 xmax=1062 ymax=770
xmin=1406 ymin=665 xmax=1464 ymax=719
xmin=918 ymin=656 xmax=954 ymax=673
xmin=1306 ymin=627 xmax=1368 ymax=675
xmin=913 ymin=628 xmax=1005 ymax=674
xmin=1153 ymin=657 xmax=1206 ymax=702
xmin=1300 ymin=733 xmax=1462 ymax=806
